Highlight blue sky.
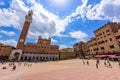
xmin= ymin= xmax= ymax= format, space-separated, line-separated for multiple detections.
xmin=0 ymin=0 xmax=120 ymax=49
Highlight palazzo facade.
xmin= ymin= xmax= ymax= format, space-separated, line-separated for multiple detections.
xmin=9 ymin=10 xmax=59 ymax=61
xmin=20 ymin=36 xmax=59 ymax=61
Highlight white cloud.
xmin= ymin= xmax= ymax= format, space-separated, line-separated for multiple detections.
xmin=0 ymin=9 xmax=20 ymax=28
xmin=0 ymin=1 xmax=4 ymax=5
xmin=51 ymin=38 xmax=58 ymax=44
xmin=26 ymin=0 xmax=91 ymax=39
xmin=0 ymin=39 xmax=17 ymax=47
xmin=0 ymin=0 xmax=120 ymax=43
xmin=0 ymin=0 xmax=92 ymax=40
xmin=65 ymin=0 xmax=90 ymax=21
xmin=69 ymin=30 xmax=88 ymax=41
xmin=0 ymin=30 xmax=15 ymax=36
xmin=96 ymin=0 xmax=120 ymax=22
xmin=64 ymin=0 xmax=120 ymax=22
xmin=59 ymin=44 xmax=68 ymax=49
xmin=86 ymin=0 xmax=120 ymax=22
xmin=0 ymin=0 xmax=90 ymax=40
xmin=0 ymin=0 xmax=74 ymax=39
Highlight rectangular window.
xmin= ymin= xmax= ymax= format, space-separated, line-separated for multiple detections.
xmin=116 ymin=35 xmax=120 ymax=39
xmin=110 ymin=45 xmax=115 ymax=48
xmin=106 ymin=30 xmax=110 ymax=33
xmin=98 ymin=41 xmax=105 ymax=44
xmin=94 ymin=48 xmax=99 ymax=51
xmin=109 ymin=38 xmax=112 ymax=41
xmin=107 ymin=33 xmax=111 ymax=36
xmin=101 ymin=47 xmax=104 ymax=50
xmin=105 ymin=40 xmax=108 ymax=42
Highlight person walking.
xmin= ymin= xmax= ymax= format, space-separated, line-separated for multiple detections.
xmin=82 ymin=59 xmax=85 ymax=65
xmin=97 ymin=59 xmax=100 ymax=65
xmin=87 ymin=61 xmax=89 ymax=66
xmin=107 ymin=58 xmax=112 ymax=68
xmin=12 ymin=65 xmax=16 ymax=71
xmin=104 ymin=60 xmax=107 ymax=67
xmin=96 ymin=59 xmax=99 ymax=69
xmin=108 ymin=62 xmax=112 ymax=68
xmin=96 ymin=62 xmax=98 ymax=69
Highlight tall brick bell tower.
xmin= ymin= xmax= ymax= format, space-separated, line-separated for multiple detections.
xmin=17 ymin=10 xmax=33 ymax=49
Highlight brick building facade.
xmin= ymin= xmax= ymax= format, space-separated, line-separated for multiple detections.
xmin=59 ymin=48 xmax=76 ymax=60
xmin=0 ymin=43 xmax=15 ymax=60
xmin=73 ymin=22 xmax=120 ymax=56
xmin=9 ymin=10 xmax=59 ymax=61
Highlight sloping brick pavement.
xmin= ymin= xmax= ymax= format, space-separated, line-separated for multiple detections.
xmin=0 ymin=59 xmax=120 ymax=80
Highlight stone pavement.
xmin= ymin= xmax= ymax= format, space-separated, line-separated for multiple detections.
xmin=0 ymin=59 xmax=120 ymax=80
xmin=0 ymin=62 xmax=30 ymax=80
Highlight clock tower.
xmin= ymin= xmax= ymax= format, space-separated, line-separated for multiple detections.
xmin=16 ymin=10 xmax=33 ymax=49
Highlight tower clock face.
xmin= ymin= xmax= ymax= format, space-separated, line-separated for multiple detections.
xmin=20 ymin=39 xmax=24 ymax=42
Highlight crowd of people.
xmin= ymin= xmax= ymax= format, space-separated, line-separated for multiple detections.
xmin=0 ymin=62 xmax=32 ymax=71
xmin=82 ymin=57 xmax=120 ymax=69
xmin=1 ymin=57 xmax=120 ymax=71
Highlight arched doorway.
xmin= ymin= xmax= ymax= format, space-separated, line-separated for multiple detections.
xmin=28 ymin=57 xmax=31 ymax=61
xmin=13 ymin=52 xmax=20 ymax=61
